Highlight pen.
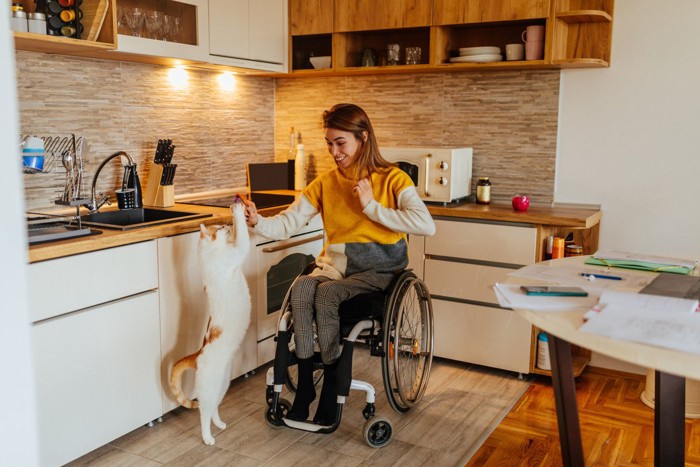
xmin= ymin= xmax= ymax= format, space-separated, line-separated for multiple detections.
xmin=580 ymin=273 xmax=622 ymax=281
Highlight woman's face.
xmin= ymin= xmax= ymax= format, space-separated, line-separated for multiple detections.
xmin=325 ymin=128 xmax=364 ymax=170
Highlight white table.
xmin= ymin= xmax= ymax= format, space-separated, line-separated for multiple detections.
xmin=511 ymin=256 xmax=700 ymax=466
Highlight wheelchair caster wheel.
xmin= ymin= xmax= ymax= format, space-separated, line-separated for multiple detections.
xmin=363 ymin=416 xmax=393 ymax=448
xmin=265 ymin=398 xmax=291 ymax=428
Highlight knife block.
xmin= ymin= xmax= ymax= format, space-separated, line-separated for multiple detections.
xmin=143 ymin=164 xmax=174 ymax=208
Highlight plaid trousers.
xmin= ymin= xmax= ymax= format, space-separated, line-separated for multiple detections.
xmin=289 ymin=270 xmax=395 ymax=364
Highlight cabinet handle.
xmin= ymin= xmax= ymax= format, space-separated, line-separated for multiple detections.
xmin=262 ymin=233 xmax=324 ymax=253
xmin=424 ymin=153 xmax=432 ymax=197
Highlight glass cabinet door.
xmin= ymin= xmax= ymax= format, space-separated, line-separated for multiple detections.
xmin=114 ymin=0 xmax=209 ymax=62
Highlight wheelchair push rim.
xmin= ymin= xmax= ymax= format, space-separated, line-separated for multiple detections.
xmin=381 ymin=271 xmax=434 ymax=413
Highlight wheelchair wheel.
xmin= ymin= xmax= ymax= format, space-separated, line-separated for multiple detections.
xmin=265 ymin=397 xmax=291 ymax=428
xmin=363 ymin=416 xmax=393 ymax=448
xmin=381 ymin=271 xmax=434 ymax=413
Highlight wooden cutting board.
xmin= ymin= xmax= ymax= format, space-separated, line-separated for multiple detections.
xmin=83 ymin=0 xmax=110 ymax=42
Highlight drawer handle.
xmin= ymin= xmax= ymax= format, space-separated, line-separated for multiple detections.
xmin=262 ymin=233 xmax=324 ymax=253
xmin=424 ymin=153 xmax=432 ymax=197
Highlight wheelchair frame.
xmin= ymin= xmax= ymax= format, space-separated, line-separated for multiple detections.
xmin=264 ymin=268 xmax=434 ymax=448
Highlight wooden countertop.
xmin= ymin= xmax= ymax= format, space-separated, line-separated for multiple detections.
xmin=28 ymin=200 xmax=600 ymax=263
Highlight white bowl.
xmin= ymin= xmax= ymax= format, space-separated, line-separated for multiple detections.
xmin=309 ymin=56 xmax=331 ymax=69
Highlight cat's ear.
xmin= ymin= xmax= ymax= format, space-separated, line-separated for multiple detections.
xmin=200 ymin=224 xmax=209 ymax=239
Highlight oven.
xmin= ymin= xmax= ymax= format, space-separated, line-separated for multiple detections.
xmin=381 ymin=146 xmax=473 ymax=204
xmin=252 ymin=215 xmax=324 ymax=365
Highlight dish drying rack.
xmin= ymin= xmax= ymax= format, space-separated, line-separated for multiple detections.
xmin=22 ymin=133 xmax=90 ymax=226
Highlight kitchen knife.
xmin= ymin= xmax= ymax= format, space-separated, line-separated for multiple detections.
xmin=164 ymin=144 xmax=175 ymax=165
xmin=154 ymin=139 xmax=164 ymax=164
xmin=160 ymin=164 xmax=169 ymax=185
xmin=167 ymin=164 xmax=177 ymax=185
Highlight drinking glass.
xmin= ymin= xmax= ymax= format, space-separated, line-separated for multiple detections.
xmin=144 ymin=10 xmax=164 ymax=40
xmin=405 ymin=47 xmax=422 ymax=65
xmin=164 ymin=15 xmax=180 ymax=43
xmin=124 ymin=7 xmax=145 ymax=38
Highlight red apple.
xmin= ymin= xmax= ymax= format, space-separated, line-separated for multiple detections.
xmin=512 ymin=194 xmax=530 ymax=211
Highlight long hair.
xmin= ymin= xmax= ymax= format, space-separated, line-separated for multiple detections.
xmin=322 ymin=103 xmax=394 ymax=181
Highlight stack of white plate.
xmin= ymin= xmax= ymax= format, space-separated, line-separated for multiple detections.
xmin=450 ymin=46 xmax=502 ymax=63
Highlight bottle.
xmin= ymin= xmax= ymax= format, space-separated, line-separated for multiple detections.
xmin=544 ymin=236 xmax=554 ymax=260
xmin=536 ymin=332 xmax=551 ymax=370
xmin=294 ymin=132 xmax=306 ymax=191
xmin=552 ymin=237 xmax=565 ymax=259
xmin=287 ymin=126 xmax=296 ymax=190
xmin=476 ymin=177 xmax=491 ymax=204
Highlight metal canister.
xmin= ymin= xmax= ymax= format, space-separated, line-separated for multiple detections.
xmin=28 ymin=12 xmax=47 ymax=34
xmin=565 ymin=244 xmax=583 ymax=257
xmin=11 ymin=10 xmax=28 ymax=33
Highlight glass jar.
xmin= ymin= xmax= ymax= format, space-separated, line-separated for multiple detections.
xmin=476 ymin=177 xmax=491 ymax=204
xmin=565 ymin=244 xmax=583 ymax=257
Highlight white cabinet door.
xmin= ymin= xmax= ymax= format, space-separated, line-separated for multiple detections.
xmin=115 ymin=0 xmax=210 ymax=62
xmin=208 ymin=0 xmax=288 ymax=72
xmin=32 ymin=291 xmax=161 ymax=467
xmin=158 ymin=232 xmax=258 ymax=414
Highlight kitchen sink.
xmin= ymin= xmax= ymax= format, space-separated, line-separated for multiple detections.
xmin=79 ymin=208 xmax=212 ymax=230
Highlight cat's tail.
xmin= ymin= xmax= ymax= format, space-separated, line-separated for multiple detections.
xmin=169 ymin=354 xmax=199 ymax=409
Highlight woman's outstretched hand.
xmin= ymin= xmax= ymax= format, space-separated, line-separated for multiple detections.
xmin=353 ymin=177 xmax=374 ymax=208
xmin=242 ymin=198 xmax=258 ymax=227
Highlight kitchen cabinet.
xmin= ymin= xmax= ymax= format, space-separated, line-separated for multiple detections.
xmin=112 ymin=0 xmax=210 ymax=63
xmin=158 ymin=231 xmax=258 ymax=414
xmin=288 ymin=0 xmax=614 ymax=76
xmin=12 ymin=0 xmax=117 ymax=54
xmin=29 ymin=242 xmax=161 ymax=466
xmin=334 ymin=0 xmax=432 ymax=32
xmin=413 ymin=208 xmax=600 ymax=376
xmin=289 ymin=0 xmax=333 ymax=71
xmin=208 ymin=0 xmax=288 ymax=72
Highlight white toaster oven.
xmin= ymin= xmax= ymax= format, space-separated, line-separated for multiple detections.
xmin=381 ymin=147 xmax=473 ymax=204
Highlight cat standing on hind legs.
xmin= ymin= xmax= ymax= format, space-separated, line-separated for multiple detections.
xmin=169 ymin=199 xmax=251 ymax=445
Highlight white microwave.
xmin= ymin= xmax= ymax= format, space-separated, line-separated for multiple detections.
xmin=381 ymin=147 xmax=473 ymax=204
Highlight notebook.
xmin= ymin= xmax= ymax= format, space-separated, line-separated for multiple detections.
xmin=640 ymin=274 xmax=700 ymax=300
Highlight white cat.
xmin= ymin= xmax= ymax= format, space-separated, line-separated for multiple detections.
xmin=169 ymin=200 xmax=251 ymax=445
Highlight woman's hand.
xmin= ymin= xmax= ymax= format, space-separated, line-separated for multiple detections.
xmin=353 ymin=177 xmax=374 ymax=208
xmin=244 ymin=200 xmax=259 ymax=227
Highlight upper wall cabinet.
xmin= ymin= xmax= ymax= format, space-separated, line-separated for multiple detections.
xmin=551 ymin=0 xmax=614 ymax=67
xmin=432 ymin=0 xmax=550 ymax=24
xmin=208 ymin=0 xmax=288 ymax=72
xmin=334 ymin=0 xmax=432 ymax=32
xmin=12 ymin=0 xmax=117 ymax=54
xmin=290 ymin=0 xmax=333 ymax=35
xmin=112 ymin=0 xmax=210 ymax=62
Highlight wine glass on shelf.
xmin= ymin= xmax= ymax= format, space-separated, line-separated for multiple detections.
xmin=164 ymin=15 xmax=180 ymax=43
xmin=144 ymin=10 xmax=164 ymax=40
xmin=123 ymin=7 xmax=145 ymax=38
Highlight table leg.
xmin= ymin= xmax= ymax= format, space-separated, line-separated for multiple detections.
xmin=548 ymin=334 xmax=584 ymax=467
xmin=654 ymin=371 xmax=685 ymax=466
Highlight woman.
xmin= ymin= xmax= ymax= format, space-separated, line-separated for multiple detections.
xmin=245 ymin=103 xmax=435 ymax=425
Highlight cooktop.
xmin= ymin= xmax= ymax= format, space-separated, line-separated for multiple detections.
xmin=182 ymin=192 xmax=296 ymax=209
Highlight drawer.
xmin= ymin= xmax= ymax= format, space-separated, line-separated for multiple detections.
xmin=425 ymin=259 xmax=514 ymax=304
xmin=432 ymin=299 xmax=531 ymax=374
xmin=427 ymin=219 xmax=536 ymax=264
xmin=29 ymin=241 xmax=158 ymax=322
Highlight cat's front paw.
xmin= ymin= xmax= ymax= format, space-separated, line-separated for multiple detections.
xmin=203 ymin=434 xmax=216 ymax=446
xmin=214 ymin=419 xmax=227 ymax=430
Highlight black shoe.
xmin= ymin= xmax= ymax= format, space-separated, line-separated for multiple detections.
xmin=313 ymin=361 xmax=338 ymax=426
xmin=286 ymin=357 xmax=316 ymax=422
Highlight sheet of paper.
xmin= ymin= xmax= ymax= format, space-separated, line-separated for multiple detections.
xmin=599 ymin=290 xmax=699 ymax=314
xmin=593 ymin=249 xmax=698 ymax=269
xmin=580 ymin=306 xmax=700 ymax=355
xmin=493 ymin=283 xmax=599 ymax=312
xmin=508 ymin=263 xmax=655 ymax=291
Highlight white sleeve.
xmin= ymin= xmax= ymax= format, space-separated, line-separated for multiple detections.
xmin=250 ymin=195 xmax=319 ymax=240
xmin=362 ymin=186 xmax=436 ymax=236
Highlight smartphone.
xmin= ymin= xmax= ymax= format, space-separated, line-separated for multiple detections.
xmin=520 ymin=286 xmax=589 ymax=297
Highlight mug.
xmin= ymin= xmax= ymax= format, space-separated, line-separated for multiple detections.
xmin=522 ymin=25 xmax=545 ymax=43
xmin=525 ymin=41 xmax=544 ymax=60
xmin=505 ymin=43 xmax=524 ymax=61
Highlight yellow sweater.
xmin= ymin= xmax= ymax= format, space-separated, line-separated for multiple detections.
xmin=253 ymin=166 xmax=435 ymax=279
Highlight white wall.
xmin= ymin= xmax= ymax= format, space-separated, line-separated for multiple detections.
xmin=556 ymin=0 xmax=700 ymax=260
xmin=0 ymin=9 xmax=39 ymax=466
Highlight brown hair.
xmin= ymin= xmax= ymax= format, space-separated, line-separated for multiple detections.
xmin=322 ymin=103 xmax=394 ymax=181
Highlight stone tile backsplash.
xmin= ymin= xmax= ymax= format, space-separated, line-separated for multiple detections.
xmin=274 ymin=70 xmax=560 ymax=204
xmin=18 ymin=51 xmax=559 ymax=210
xmin=17 ymin=51 xmax=275 ymax=211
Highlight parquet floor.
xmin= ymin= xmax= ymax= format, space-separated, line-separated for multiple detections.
xmin=466 ymin=367 xmax=700 ymax=466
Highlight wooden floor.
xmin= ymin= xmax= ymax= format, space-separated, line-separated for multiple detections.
xmin=467 ymin=367 xmax=700 ymax=466
xmin=68 ymin=347 xmax=529 ymax=466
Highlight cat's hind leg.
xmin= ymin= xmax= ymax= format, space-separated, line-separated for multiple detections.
xmin=198 ymin=404 xmax=216 ymax=445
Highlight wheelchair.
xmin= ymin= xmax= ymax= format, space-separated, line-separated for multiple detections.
xmin=264 ymin=264 xmax=434 ymax=448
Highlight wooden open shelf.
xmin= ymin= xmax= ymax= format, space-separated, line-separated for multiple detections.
xmin=532 ymin=354 xmax=592 ymax=377
xmin=557 ymin=10 xmax=612 ymax=23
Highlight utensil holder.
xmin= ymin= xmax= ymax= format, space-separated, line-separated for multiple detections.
xmin=143 ymin=164 xmax=174 ymax=207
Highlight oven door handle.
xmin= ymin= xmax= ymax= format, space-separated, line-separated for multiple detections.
xmin=261 ymin=233 xmax=324 ymax=253
xmin=423 ymin=153 xmax=432 ymax=197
